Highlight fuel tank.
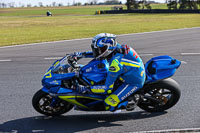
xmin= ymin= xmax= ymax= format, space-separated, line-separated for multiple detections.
xmin=80 ymin=59 xmax=109 ymax=84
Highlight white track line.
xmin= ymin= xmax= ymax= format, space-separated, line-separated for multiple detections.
xmin=0 ymin=27 xmax=199 ymax=49
xmin=0 ymin=37 xmax=92 ymax=49
xmin=137 ymin=127 xmax=200 ymax=133
xmin=32 ymin=130 xmax=45 ymax=133
xmin=44 ymin=57 xmax=63 ymax=60
xmin=0 ymin=59 xmax=12 ymax=62
xmin=118 ymin=27 xmax=200 ymax=37
xmin=140 ymin=54 xmax=153 ymax=56
xmin=181 ymin=61 xmax=187 ymax=64
xmin=181 ymin=53 xmax=200 ymax=55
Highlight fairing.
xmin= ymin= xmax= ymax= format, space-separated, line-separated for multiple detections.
xmin=145 ymin=55 xmax=181 ymax=83
xmin=80 ymin=59 xmax=109 ymax=84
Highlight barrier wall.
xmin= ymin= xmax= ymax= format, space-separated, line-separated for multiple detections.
xmin=99 ymin=9 xmax=200 ymax=14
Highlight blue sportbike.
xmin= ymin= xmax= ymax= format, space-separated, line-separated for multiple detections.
xmin=32 ymin=54 xmax=181 ymax=116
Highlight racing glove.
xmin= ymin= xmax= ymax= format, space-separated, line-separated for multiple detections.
xmin=73 ymin=52 xmax=83 ymax=59
xmin=67 ymin=55 xmax=78 ymax=65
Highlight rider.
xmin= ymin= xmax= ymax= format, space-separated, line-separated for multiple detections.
xmin=70 ymin=33 xmax=146 ymax=111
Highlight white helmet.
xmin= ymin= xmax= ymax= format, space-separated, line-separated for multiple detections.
xmin=91 ymin=33 xmax=117 ymax=59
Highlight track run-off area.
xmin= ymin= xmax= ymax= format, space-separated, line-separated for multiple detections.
xmin=0 ymin=27 xmax=200 ymax=133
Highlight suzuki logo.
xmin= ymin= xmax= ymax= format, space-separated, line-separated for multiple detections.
xmin=121 ymin=87 xmax=137 ymax=101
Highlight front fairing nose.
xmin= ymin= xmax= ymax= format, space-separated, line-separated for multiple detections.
xmin=42 ymin=78 xmax=62 ymax=88
xmin=42 ymin=69 xmax=60 ymax=87
xmin=42 ymin=69 xmax=76 ymax=88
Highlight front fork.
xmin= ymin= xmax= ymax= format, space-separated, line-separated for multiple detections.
xmin=41 ymin=87 xmax=61 ymax=107
xmin=49 ymin=97 xmax=59 ymax=107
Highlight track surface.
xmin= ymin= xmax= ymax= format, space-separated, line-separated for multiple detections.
xmin=0 ymin=28 xmax=200 ymax=133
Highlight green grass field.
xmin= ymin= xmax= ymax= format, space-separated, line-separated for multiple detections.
xmin=0 ymin=5 xmax=115 ymax=16
xmin=0 ymin=5 xmax=200 ymax=46
xmin=0 ymin=4 xmax=179 ymax=17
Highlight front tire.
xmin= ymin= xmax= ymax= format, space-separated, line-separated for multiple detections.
xmin=32 ymin=90 xmax=73 ymax=116
xmin=138 ymin=78 xmax=181 ymax=112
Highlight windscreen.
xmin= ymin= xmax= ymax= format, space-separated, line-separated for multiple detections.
xmin=52 ymin=56 xmax=72 ymax=74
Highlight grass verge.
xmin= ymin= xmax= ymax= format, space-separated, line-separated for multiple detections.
xmin=0 ymin=5 xmax=125 ymax=16
xmin=0 ymin=4 xmax=182 ymax=17
xmin=0 ymin=6 xmax=200 ymax=46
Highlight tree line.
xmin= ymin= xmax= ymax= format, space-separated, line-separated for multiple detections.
xmin=0 ymin=2 xmax=64 ymax=8
xmin=126 ymin=0 xmax=200 ymax=10
xmin=0 ymin=0 xmax=122 ymax=8
xmin=126 ymin=0 xmax=152 ymax=9
xmin=0 ymin=0 xmax=199 ymax=10
xmin=167 ymin=0 xmax=200 ymax=10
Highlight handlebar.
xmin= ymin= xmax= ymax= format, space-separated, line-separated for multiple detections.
xmin=66 ymin=54 xmax=78 ymax=68
xmin=66 ymin=52 xmax=84 ymax=69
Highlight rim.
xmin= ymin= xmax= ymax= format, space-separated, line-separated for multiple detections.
xmin=38 ymin=95 xmax=65 ymax=114
xmin=142 ymin=88 xmax=173 ymax=109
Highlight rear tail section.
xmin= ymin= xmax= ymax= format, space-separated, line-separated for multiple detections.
xmin=145 ymin=55 xmax=181 ymax=83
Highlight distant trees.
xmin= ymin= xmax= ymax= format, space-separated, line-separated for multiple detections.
xmin=50 ymin=2 xmax=64 ymax=7
xmin=27 ymin=4 xmax=32 ymax=7
xmin=167 ymin=0 xmax=199 ymax=10
xmin=126 ymin=0 xmax=151 ymax=10
xmin=180 ymin=0 xmax=198 ymax=9
xmin=140 ymin=0 xmax=151 ymax=9
xmin=167 ymin=0 xmax=178 ymax=9
xmin=92 ymin=0 xmax=99 ymax=5
xmin=52 ymin=2 xmax=56 ymax=7
xmin=72 ymin=2 xmax=82 ymax=6
xmin=104 ymin=0 xmax=121 ymax=5
xmin=126 ymin=0 xmax=199 ymax=10
xmin=76 ymin=2 xmax=82 ymax=6
xmin=1 ymin=0 xmax=199 ymax=9
xmin=38 ymin=2 xmax=43 ymax=7
xmin=126 ymin=0 xmax=140 ymax=9
xmin=0 ymin=2 xmax=16 ymax=8
xmin=72 ymin=0 xmax=82 ymax=6
xmin=58 ymin=3 xmax=64 ymax=6
xmin=7 ymin=2 xmax=15 ymax=8
xmin=0 ymin=3 xmax=7 ymax=8
xmin=87 ymin=0 xmax=122 ymax=5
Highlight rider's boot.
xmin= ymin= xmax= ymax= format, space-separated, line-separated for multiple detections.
xmin=105 ymin=105 xmax=115 ymax=111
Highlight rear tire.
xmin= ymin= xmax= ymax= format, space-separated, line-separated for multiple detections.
xmin=32 ymin=90 xmax=73 ymax=116
xmin=138 ymin=78 xmax=181 ymax=112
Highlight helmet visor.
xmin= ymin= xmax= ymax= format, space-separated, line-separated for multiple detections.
xmin=91 ymin=44 xmax=108 ymax=58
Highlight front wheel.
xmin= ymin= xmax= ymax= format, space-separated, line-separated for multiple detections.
xmin=138 ymin=78 xmax=181 ymax=112
xmin=32 ymin=90 xmax=73 ymax=116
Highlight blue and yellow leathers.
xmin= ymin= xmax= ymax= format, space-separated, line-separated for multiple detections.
xmin=80 ymin=44 xmax=145 ymax=111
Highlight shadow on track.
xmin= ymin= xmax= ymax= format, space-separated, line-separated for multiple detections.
xmin=0 ymin=111 xmax=167 ymax=133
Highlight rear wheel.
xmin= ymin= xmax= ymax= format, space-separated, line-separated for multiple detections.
xmin=138 ymin=78 xmax=181 ymax=112
xmin=32 ymin=90 xmax=73 ymax=116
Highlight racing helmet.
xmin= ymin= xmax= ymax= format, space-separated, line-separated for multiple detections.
xmin=91 ymin=33 xmax=117 ymax=59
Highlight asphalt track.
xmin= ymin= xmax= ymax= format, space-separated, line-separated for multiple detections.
xmin=0 ymin=27 xmax=200 ymax=133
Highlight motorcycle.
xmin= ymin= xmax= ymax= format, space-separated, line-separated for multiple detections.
xmin=32 ymin=54 xmax=181 ymax=116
